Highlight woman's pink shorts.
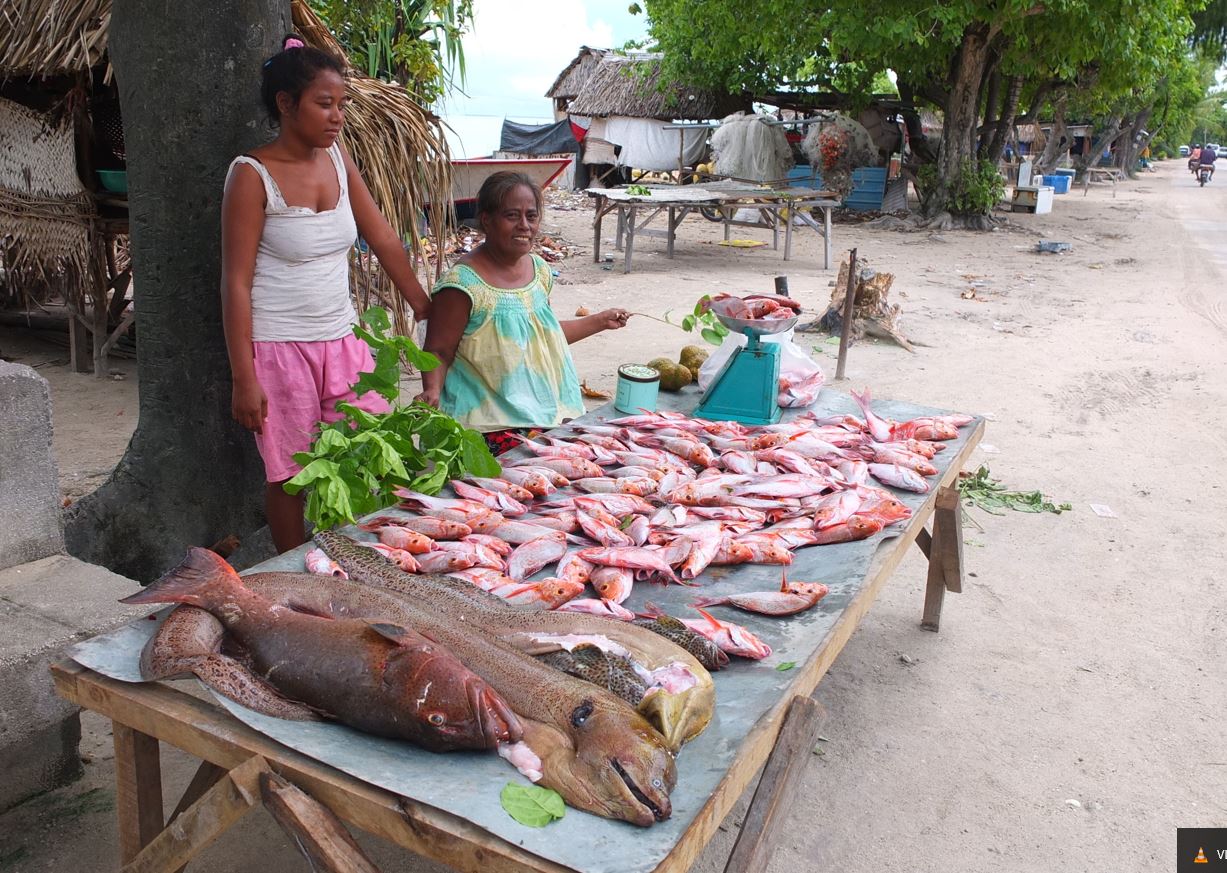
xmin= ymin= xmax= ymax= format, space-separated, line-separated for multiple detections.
xmin=252 ymin=334 xmax=390 ymax=483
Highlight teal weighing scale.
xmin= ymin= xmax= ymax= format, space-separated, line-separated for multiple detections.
xmin=695 ymin=306 xmax=799 ymax=425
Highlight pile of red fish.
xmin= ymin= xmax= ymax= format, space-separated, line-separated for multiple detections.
xmin=306 ymin=388 xmax=973 ymax=663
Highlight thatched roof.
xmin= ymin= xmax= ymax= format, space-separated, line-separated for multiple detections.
xmin=566 ymin=54 xmax=748 ymax=121
xmin=545 ymin=46 xmax=607 ymax=100
xmin=0 ymin=0 xmax=110 ymax=79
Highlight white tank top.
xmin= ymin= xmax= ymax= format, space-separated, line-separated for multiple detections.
xmin=225 ymin=143 xmax=358 ymax=342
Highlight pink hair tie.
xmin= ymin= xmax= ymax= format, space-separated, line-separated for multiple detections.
xmin=284 ymin=37 xmax=305 ymax=49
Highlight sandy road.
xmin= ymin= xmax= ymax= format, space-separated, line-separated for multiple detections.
xmin=2 ymin=162 xmax=1224 ymax=872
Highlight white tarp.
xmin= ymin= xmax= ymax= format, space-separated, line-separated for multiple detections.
xmin=604 ymin=116 xmax=708 ymax=171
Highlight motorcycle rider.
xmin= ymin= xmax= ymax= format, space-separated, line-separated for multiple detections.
xmin=1189 ymin=144 xmax=1202 ymax=173
xmin=1200 ymin=144 xmax=1217 ymax=181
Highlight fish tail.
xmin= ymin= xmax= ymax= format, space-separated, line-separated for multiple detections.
xmin=119 ymin=547 xmax=240 ymax=607
xmin=690 ymin=595 xmax=724 ymax=608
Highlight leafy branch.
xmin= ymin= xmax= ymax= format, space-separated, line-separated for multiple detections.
xmin=664 ymin=294 xmax=731 ymax=346
xmin=957 ymin=465 xmax=1071 ymax=516
xmin=285 ymin=307 xmax=499 ymax=531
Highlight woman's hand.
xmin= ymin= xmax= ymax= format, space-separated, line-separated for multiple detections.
xmin=232 ymin=378 xmax=268 ymax=434
xmin=414 ymin=385 xmax=441 ymax=408
xmin=594 ymin=308 xmax=631 ymax=331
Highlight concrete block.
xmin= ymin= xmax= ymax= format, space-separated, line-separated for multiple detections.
xmin=0 ymin=554 xmax=144 ymax=811
xmin=0 ymin=362 xmax=63 ymax=571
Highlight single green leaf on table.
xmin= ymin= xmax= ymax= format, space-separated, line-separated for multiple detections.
xmin=500 ymin=783 xmax=566 ymax=827
xmin=776 ymin=661 xmax=797 ymax=671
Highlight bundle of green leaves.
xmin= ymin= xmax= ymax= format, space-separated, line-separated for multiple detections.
xmin=285 ymin=307 xmax=500 ymax=531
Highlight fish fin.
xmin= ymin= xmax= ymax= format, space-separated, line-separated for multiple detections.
xmin=636 ymin=600 xmax=665 ymax=619
xmin=690 ymin=595 xmax=723 ymax=608
xmin=283 ymin=600 xmax=336 ymax=620
xmin=695 ymin=607 xmax=723 ymax=629
xmin=779 ymin=570 xmax=790 ymax=593
xmin=119 ymin=547 xmax=239 ymax=606
xmin=364 ymin=621 xmax=418 ymax=647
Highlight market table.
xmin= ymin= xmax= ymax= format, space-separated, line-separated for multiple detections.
xmin=56 ymin=388 xmax=983 ymax=873
xmin=586 ymin=184 xmax=839 ymax=274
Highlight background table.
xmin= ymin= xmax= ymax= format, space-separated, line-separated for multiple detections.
xmin=587 ymin=185 xmax=839 ymax=274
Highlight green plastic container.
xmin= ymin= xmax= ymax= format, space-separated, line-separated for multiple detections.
xmin=96 ymin=170 xmax=128 ymax=194
xmin=614 ymin=364 xmax=660 ymax=414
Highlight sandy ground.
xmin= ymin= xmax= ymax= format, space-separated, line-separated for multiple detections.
xmin=2 ymin=161 xmax=1224 ymax=872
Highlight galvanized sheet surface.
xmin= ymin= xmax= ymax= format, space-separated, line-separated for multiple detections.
xmin=73 ymin=389 xmax=977 ymax=873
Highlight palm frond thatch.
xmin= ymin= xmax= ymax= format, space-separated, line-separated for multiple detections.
xmin=0 ymin=0 xmax=110 ymax=78
xmin=545 ymin=46 xmax=606 ymax=100
xmin=566 ymin=54 xmax=747 ymax=121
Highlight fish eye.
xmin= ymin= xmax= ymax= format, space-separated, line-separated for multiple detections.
xmin=571 ymin=701 xmax=594 ymax=727
xmin=651 ymin=778 xmax=663 ymax=789
xmin=427 ymin=713 xmax=446 ymax=726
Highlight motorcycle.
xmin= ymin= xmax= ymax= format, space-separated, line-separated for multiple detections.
xmin=1199 ymin=164 xmax=1214 ymax=186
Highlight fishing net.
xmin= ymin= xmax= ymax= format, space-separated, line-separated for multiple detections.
xmin=801 ymin=114 xmax=878 ymax=196
xmin=711 ymin=113 xmax=794 ymax=183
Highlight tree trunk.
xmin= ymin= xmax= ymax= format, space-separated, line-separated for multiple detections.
xmin=1034 ymin=99 xmax=1069 ymax=174
xmin=984 ymin=75 xmax=1025 ymax=163
xmin=64 ymin=0 xmax=290 ymax=581
xmin=927 ymin=25 xmax=993 ymax=218
xmin=1118 ymin=108 xmax=1153 ymax=176
xmin=1073 ymin=114 xmax=1124 ymax=173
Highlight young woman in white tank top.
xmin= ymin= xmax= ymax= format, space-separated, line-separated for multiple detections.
xmin=221 ymin=35 xmax=431 ymax=553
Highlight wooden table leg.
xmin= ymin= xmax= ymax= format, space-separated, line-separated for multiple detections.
xmin=921 ymin=485 xmax=964 ymax=632
xmin=783 ymin=208 xmax=794 ymax=261
xmin=592 ymin=197 xmax=605 ymax=263
xmin=667 ymin=207 xmax=676 ymax=259
xmin=823 ymin=206 xmax=833 ymax=270
xmin=722 ymin=695 xmax=825 ymax=873
xmin=624 ymin=206 xmax=637 ymax=274
xmin=113 ymin=722 xmax=164 ymax=864
xmin=770 ymin=208 xmax=779 ymax=250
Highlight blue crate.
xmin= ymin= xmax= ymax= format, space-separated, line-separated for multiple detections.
xmin=1042 ymin=174 xmax=1072 ymax=194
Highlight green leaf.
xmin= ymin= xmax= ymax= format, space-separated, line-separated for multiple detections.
xmin=681 ymin=314 xmax=696 ymax=332
xmin=460 ymin=429 xmax=502 ymax=477
xmin=700 ymin=326 xmax=725 ymax=345
xmin=776 ymin=661 xmax=797 ymax=671
xmin=500 ymin=783 xmax=565 ymax=827
xmin=359 ymin=306 xmax=391 ymax=332
xmin=284 ymin=459 xmax=342 ymax=494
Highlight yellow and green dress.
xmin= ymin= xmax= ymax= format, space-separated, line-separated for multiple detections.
xmin=432 ymin=254 xmax=585 ymax=440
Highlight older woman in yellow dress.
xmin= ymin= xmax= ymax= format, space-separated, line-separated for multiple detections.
xmin=417 ymin=172 xmax=628 ymax=453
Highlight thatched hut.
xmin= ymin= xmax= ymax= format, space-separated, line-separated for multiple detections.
xmin=545 ymin=45 xmax=607 ymax=122
xmin=562 ymin=52 xmax=748 ymax=174
xmin=0 ymin=0 xmax=450 ymax=372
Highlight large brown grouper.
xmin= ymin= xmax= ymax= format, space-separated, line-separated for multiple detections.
xmin=122 ymin=548 xmax=520 ymax=752
xmin=232 ymin=570 xmax=678 ymax=826
xmin=314 ymin=529 xmax=716 ymax=752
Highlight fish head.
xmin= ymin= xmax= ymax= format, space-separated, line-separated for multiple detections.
xmin=538 ymin=578 xmax=586 ymax=608
xmin=542 ymin=697 xmax=677 ymax=826
xmin=383 ymin=640 xmax=523 ymax=750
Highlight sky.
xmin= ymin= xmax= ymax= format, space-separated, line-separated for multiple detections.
xmin=438 ymin=0 xmax=650 ymax=157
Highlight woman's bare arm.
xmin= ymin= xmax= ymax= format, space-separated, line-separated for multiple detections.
xmin=220 ymin=163 xmax=268 ymax=432
xmin=341 ymin=146 xmax=431 ymax=321
xmin=415 ymin=288 xmax=472 ymax=407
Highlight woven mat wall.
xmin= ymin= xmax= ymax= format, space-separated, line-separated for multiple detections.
xmin=0 ymin=98 xmax=93 ymax=305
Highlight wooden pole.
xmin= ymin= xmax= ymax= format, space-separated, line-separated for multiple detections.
xmin=834 ymin=248 xmax=858 ymax=380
